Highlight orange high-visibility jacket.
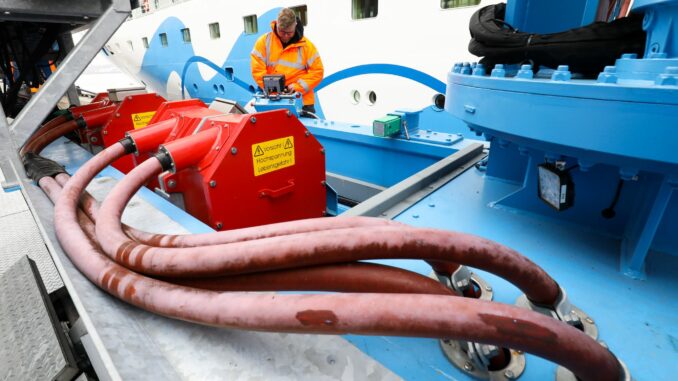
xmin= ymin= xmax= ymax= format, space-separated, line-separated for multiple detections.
xmin=251 ymin=22 xmax=324 ymax=105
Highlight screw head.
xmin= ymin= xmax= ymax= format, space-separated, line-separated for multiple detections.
xmin=167 ymin=179 xmax=176 ymax=188
xmin=250 ymin=116 xmax=257 ymax=124
xmin=90 ymin=136 xmax=98 ymax=143
xmin=585 ymin=317 xmax=595 ymax=324
xmin=305 ymin=131 xmax=310 ymax=137
xmin=485 ymin=285 xmax=492 ymax=292
xmin=216 ymin=222 xmax=223 ymax=229
xmin=504 ymin=369 xmax=515 ymax=379
xmin=209 ymin=180 xmax=217 ymax=188
xmin=287 ymin=110 xmax=292 ymax=117
xmin=463 ymin=362 xmax=474 ymax=371
xmin=231 ymin=147 xmax=238 ymax=155
xmin=320 ymin=148 xmax=325 ymax=155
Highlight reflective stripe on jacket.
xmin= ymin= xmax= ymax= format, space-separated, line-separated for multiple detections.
xmin=251 ymin=22 xmax=324 ymax=105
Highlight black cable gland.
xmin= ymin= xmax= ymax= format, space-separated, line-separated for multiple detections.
xmin=75 ymin=116 xmax=87 ymax=129
xmin=119 ymin=136 xmax=137 ymax=154
xmin=22 ymin=152 xmax=66 ymax=182
xmin=155 ymin=146 xmax=174 ymax=172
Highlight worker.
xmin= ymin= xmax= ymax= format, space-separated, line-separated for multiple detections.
xmin=250 ymin=8 xmax=324 ymax=114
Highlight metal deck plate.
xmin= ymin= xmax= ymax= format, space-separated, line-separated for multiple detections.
xmin=0 ymin=167 xmax=63 ymax=293
xmin=0 ymin=256 xmax=78 ymax=381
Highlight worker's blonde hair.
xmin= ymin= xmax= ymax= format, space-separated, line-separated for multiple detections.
xmin=277 ymin=8 xmax=297 ymax=29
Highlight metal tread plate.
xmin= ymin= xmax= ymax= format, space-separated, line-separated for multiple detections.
xmin=0 ymin=256 xmax=79 ymax=381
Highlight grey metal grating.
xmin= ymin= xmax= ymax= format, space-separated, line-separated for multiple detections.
xmin=0 ymin=210 xmax=63 ymax=293
xmin=0 ymin=256 xmax=79 ymax=381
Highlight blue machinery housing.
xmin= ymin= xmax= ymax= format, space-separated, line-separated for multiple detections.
xmin=446 ymin=0 xmax=678 ymax=279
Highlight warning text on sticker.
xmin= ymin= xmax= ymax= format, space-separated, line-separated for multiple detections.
xmin=251 ymin=136 xmax=295 ymax=176
xmin=131 ymin=111 xmax=156 ymax=129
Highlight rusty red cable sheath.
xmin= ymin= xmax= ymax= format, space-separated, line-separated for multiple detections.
xmin=48 ymin=174 xmax=455 ymax=296
xmin=22 ymin=120 xmax=81 ymax=155
xmin=19 ymin=114 xmax=70 ymax=156
xmin=95 ymin=156 xmax=560 ymax=305
xmin=22 ymin=105 xmax=117 ymax=156
xmin=163 ymin=263 xmax=457 ymax=295
xmin=48 ymin=143 xmax=621 ymax=381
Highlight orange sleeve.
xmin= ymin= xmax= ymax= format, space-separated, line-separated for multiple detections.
xmin=294 ymin=40 xmax=324 ymax=95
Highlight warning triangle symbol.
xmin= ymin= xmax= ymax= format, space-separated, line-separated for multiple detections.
xmin=284 ymin=138 xmax=293 ymax=149
xmin=254 ymin=145 xmax=264 ymax=157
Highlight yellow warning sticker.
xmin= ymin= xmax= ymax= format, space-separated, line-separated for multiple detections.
xmin=131 ymin=111 xmax=156 ymax=129
xmin=252 ymin=136 xmax=295 ymax=176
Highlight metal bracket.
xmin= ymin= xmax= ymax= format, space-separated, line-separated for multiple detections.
xmin=9 ymin=0 xmax=131 ymax=147
xmin=440 ymin=339 xmax=526 ymax=380
xmin=0 ymin=157 xmax=21 ymax=191
xmin=107 ymin=86 xmax=147 ymax=102
xmin=434 ymin=266 xmax=494 ymax=301
xmin=515 ymin=287 xmax=598 ymax=339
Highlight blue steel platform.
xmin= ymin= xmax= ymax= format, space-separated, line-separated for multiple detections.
xmin=362 ymin=165 xmax=678 ymax=381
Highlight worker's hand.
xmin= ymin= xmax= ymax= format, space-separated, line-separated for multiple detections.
xmin=286 ymin=85 xmax=297 ymax=93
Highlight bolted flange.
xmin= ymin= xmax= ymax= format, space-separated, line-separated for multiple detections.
xmin=515 ymin=287 xmax=598 ymax=339
xmin=440 ymin=340 xmax=526 ymax=380
xmin=433 ymin=266 xmax=494 ymax=301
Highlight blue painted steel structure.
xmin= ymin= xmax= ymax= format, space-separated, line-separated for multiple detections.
xmin=446 ymin=0 xmax=678 ymax=280
xmin=251 ymin=93 xmax=473 ymax=188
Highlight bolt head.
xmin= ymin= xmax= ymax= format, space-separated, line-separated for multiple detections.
xmin=250 ymin=116 xmax=257 ymax=123
xmin=216 ymin=222 xmax=223 ymax=229
xmin=463 ymin=362 xmax=474 ymax=371
xmin=209 ymin=180 xmax=217 ymax=188
xmin=231 ymin=147 xmax=238 ymax=155
xmin=167 ymin=179 xmax=176 ymax=188
xmin=504 ymin=369 xmax=515 ymax=379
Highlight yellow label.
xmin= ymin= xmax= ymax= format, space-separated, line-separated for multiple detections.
xmin=131 ymin=111 xmax=156 ymax=129
xmin=251 ymin=136 xmax=295 ymax=176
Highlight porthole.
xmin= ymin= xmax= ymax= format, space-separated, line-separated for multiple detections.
xmin=432 ymin=93 xmax=445 ymax=110
xmin=350 ymin=90 xmax=361 ymax=104
xmin=366 ymin=90 xmax=377 ymax=105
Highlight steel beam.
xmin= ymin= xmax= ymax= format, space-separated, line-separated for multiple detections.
xmin=0 ymin=0 xmax=109 ymax=24
xmin=10 ymin=0 xmax=130 ymax=147
xmin=344 ymin=143 xmax=486 ymax=218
